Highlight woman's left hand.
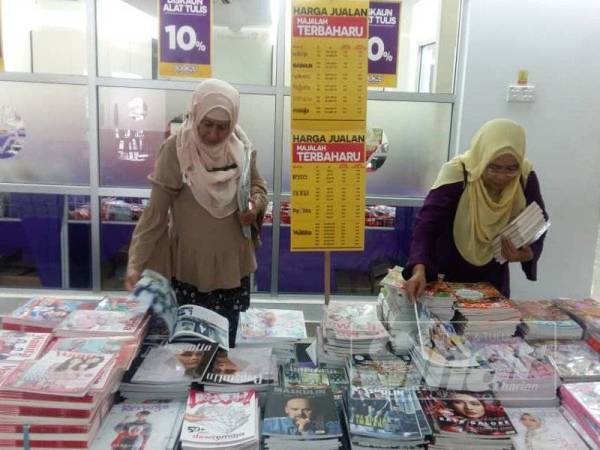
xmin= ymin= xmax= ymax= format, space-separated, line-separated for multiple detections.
xmin=239 ymin=200 xmax=257 ymax=225
xmin=501 ymin=237 xmax=534 ymax=262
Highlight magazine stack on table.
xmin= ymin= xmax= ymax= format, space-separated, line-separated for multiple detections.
xmin=346 ymin=353 xmax=420 ymax=390
xmin=343 ymin=386 xmax=431 ymax=449
xmin=121 ymin=342 xmax=219 ymax=400
xmin=0 ymin=297 xmax=97 ymax=333
xmin=54 ymin=309 xmax=150 ymax=343
xmin=449 ymin=283 xmax=521 ymax=338
xmin=559 ymin=382 xmax=600 ymax=449
xmin=235 ymin=308 xmax=308 ymax=362
xmin=377 ymin=266 xmax=417 ymax=354
xmin=505 ymin=407 xmax=589 ymax=449
xmin=262 ymin=387 xmax=343 ymax=450
xmin=0 ymin=330 xmax=52 ymax=361
xmin=530 ymin=340 xmax=600 ymax=382
xmin=0 ymin=350 xmax=118 ymax=449
xmin=418 ymin=388 xmax=517 ymax=450
xmin=47 ymin=336 xmax=140 ymax=371
xmin=420 ymin=281 xmax=457 ymax=322
xmin=90 ymin=400 xmax=186 ymax=450
xmin=319 ymin=302 xmax=389 ymax=366
xmin=471 ymin=337 xmax=561 ymax=407
xmin=201 ymin=346 xmax=278 ymax=394
xmin=411 ymin=304 xmax=493 ymax=391
xmin=281 ymin=364 xmax=349 ymax=400
xmin=554 ymin=297 xmax=600 ymax=351
xmin=513 ymin=299 xmax=584 ymax=340
xmin=180 ymin=390 xmax=259 ymax=450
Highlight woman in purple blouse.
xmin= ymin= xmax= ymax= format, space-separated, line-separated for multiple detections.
xmin=403 ymin=119 xmax=548 ymax=301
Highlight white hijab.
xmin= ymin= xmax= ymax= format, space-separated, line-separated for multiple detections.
xmin=176 ymin=79 xmax=244 ymax=218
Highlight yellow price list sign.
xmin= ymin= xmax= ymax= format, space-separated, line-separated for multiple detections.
xmin=291 ymin=0 xmax=369 ymax=123
xmin=290 ymin=130 xmax=366 ymax=251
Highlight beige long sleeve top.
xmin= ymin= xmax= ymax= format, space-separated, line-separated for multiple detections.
xmin=127 ymin=135 xmax=268 ymax=292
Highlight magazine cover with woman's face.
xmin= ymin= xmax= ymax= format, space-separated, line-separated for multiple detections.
xmin=418 ymin=389 xmax=516 ymax=437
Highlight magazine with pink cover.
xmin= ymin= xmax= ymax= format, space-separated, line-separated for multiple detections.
xmin=0 ymin=350 xmax=115 ymax=396
xmin=48 ymin=337 xmax=138 ymax=369
xmin=555 ymin=298 xmax=600 ymax=331
xmin=2 ymin=297 xmax=96 ymax=329
xmin=0 ymin=331 xmax=52 ymax=361
xmin=324 ymin=303 xmax=388 ymax=340
xmin=418 ymin=388 xmax=516 ymax=437
xmin=471 ymin=338 xmax=557 ymax=381
xmin=506 ymin=407 xmax=589 ymax=450
xmin=532 ymin=341 xmax=600 ymax=379
xmin=236 ymin=308 xmax=307 ymax=342
xmin=560 ymin=382 xmax=600 ymax=428
xmin=95 ymin=296 xmax=152 ymax=314
xmin=0 ymin=361 xmax=19 ymax=385
xmin=513 ymin=300 xmax=576 ymax=324
xmin=54 ymin=310 xmax=145 ymax=336
xmin=181 ymin=390 xmax=257 ymax=445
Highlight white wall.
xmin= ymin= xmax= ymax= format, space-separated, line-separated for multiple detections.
xmin=456 ymin=0 xmax=600 ymax=299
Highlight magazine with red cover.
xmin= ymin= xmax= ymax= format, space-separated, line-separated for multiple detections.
xmin=47 ymin=337 xmax=138 ymax=370
xmin=418 ymin=388 xmax=516 ymax=438
xmin=0 ymin=350 xmax=115 ymax=397
xmin=0 ymin=331 xmax=52 ymax=361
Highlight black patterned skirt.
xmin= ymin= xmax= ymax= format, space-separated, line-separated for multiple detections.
xmin=171 ymin=277 xmax=250 ymax=347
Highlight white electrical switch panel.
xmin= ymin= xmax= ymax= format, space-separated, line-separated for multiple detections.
xmin=507 ymin=85 xmax=536 ymax=103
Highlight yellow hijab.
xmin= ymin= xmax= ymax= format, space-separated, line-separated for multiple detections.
xmin=431 ymin=118 xmax=533 ymax=266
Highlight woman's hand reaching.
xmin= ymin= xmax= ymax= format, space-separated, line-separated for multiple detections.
xmin=405 ymin=264 xmax=426 ymax=303
xmin=501 ymin=237 xmax=534 ymax=262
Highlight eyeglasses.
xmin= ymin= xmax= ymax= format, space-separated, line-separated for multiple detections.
xmin=486 ymin=164 xmax=520 ymax=176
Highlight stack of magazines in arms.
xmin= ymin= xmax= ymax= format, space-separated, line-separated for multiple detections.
xmin=449 ymin=283 xmax=521 ymax=338
xmin=505 ymin=407 xmax=589 ymax=449
xmin=411 ymin=304 xmax=493 ymax=391
xmin=180 ymin=390 xmax=259 ymax=450
xmin=318 ymin=302 xmax=389 ymax=366
xmin=0 ymin=297 xmax=97 ymax=332
xmin=235 ymin=308 xmax=308 ymax=362
xmin=513 ymin=299 xmax=584 ymax=340
xmin=201 ymin=346 xmax=278 ymax=394
xmin=0 ymin=350 xmax=117 ymax=449
xmin=90 ymin=400 xmax=186 ymax=450
xmin=492 ymin=201 xmax=549 ymax=264
xmin=377 ymin=266 xmax=417 ymax=354
xmin=554 ymin=297 xmax=600 ymax=350
xmin=471 ymin=338 xmax=560 ymax=407
xmin=120 ymin=342 xmax=219 ymax=400
xmin=418 ymin=388 xmax=517 ymax=450
xmin=262 ymin=387 xmax=343 ymax=450
xmin=281 ymin=364 xmax=349 ymax=401
xmin=343 ymin=386 xmax=431 ymax=449
xmin=347 ymin=353 xmax=420 ymax=390
xmin=530 ymin=340 xmax=600 ymax=382
xmin=559 ymin=382 xmax=600 ymax=449
xmin=0 ymin=330 xmax=52 ymax=361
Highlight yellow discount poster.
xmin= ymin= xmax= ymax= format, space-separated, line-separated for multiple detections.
xmin=291 ymin=0 xmax=369 ymax=252
xmin=291 ymin=130 xmax=366 ymax=251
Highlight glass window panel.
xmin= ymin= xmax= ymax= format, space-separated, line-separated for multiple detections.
xmin=278 ymin=203 xmax=419 ymax=294
xmin=98 ymin=87 xmax=275 ymax=190
xmin=100 ymin=196 xmax=272 ymax=293
xmin=66 ymin=195 xmax=92 ymax=289
xmin=0 ymin=82 xmax=89 ymax=185
xmin=0 ymin=0 xmax=87 ymax=75
xmin=96 ymin=0 xmax=279 ymax=85
xmin=0 ymin=192 xmax=91 ymax=289
xmin=282 ymin=96 xmax=451 ymax=197
xmin=284 ymin=0 xmax=460 ymax=93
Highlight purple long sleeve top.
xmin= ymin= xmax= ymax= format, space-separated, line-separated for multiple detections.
xmin=402 ymin=172 xmax=548 ymax=297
